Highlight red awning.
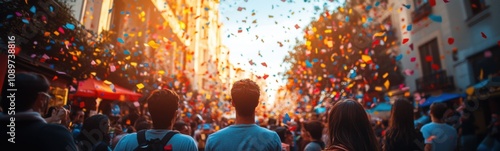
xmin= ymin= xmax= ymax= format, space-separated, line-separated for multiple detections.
xmin=73 ymin=78 xmax=142 ymax=102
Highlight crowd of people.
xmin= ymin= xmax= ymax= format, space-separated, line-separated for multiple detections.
xmin=1 ymin=72 xmax=500 ymax=151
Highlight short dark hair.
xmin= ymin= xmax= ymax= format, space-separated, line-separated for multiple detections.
xmin=430 ymin=103 xmax=448 ymax=120
xmin=173 ymin=121 xmax=188 ymax=131
xmin=1 ymin=72 xmax=50 ymax=113
xmin=146 ymin=89 xmax=179 ymax=129
xmin=303 ymin=120 xmax=324 ymax=140
xmin=231 ymin=79 xmax=260 ymax=117
xmin=274 ymin=126 xmax=291 ymax=143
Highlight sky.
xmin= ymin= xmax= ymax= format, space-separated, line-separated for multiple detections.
xmin=219 ymin=0 xmax=345 ymax=105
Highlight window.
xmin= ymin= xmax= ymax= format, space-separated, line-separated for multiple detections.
xmin=412 ymin=0 xmax=432 ymax=23
xmin=468 ymin=46 xmax=500 ymax=83
xmin=468 ymin=0 xmax=488 ymax=16
xmin=418 ymin=38 xmax=441 ymax=76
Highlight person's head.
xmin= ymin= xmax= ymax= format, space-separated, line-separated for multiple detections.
xmin=77 ymin=114 xmax=111 ymax=149
xmin=430 ymin=103 xmax=448 ymax=121
xmin=146 ymin=89 xmax=179 ymax=129
xmin=386 ymin=98 xmax=417 ymax=143
xmin=275 ymin=126 xmax=294 ymax=146
xmin=1 ymin=72 xmax=50 ymax=114
xmin=71 ymin=110 xmax=85 ymax=124
xmin=231 ymin=79 xmax=260 ymax=117
xmin=174 ymin=121 xmax=190 ymax=135
xmin=327 ymin=99 xmax=379 ymax=151
xmin=301 ymin=120 xmax=323 ymax=141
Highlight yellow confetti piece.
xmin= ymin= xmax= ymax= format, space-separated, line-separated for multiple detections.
xmin=91 ymin=72 xmax=97 ymax=76
xmin=383 ymin=73 xmax=389 ymax=79
xmin=321 ymin=63 xmax=326 ymax=68
xmin=130 ymin=62 xmax=137 ymax=67
xmin=466 ymin=87 xmax=475 ymax=95
xmin=148 ymin=40 xmax=160 ymax=49
xmin=360 ymin=63 xmax=366 ymax=68
xmin=375 ymin=86 xmax=383 ymax=91
xmin=53 ymin=31 xmax=59 ymax=36
xmin=96 ymin=59 xmax=101 ymax=65
xmin=136 ymin=83 xmax=145 ymax=89
xmin=125 ymin=56 xmax=131 ymax=60
xmin=158 ymin=70 xmax=165 ymax=75
xmin=318 ymin=77 xmax=323 ymax=81
xmin=373 ymin=32 xmax=385 ymax=37
xmin=44 ymin=32 xmax=51 ymax=37
xmin=361 ymin=55 xmax=372 ymax=62
xmin=384 ymin=80 xmax=390 ymax=89
xmin=103 ymin=80 xmax=112 ymax=85
xmin=325 ymin=29 xmax=332 ymax=33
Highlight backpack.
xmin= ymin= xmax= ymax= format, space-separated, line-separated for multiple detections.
xmin=133 ymin=130 xmax=179 ymax=151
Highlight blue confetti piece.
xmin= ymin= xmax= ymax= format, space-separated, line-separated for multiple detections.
xmin=79 ymin=46 xmax=84 ymax=51
xmin=49 ymin=6 xmax=54 ymax=12
xmin=22 ymin=19 xmax=29 ymax=24
xmin=429 ymin=14 xmax=442 ymax=23
xmin=124 ymin=33 xmax=128 ymax=37
xmin=6 ymin=14 xmax=13 ymax=19
xmin=403 ymin=4 xmax=411 ymax=9
xmin=366 ymin=5 xmax=372 ymax=11
xmin=49 ymin=64 xmax=55 ymax=69
xmin=45 ymin=46 xmax=51 ymax=50
xmin=144 ymin=63 xmax=149 ymax=67
xmin=305 ymin=60 xmax=313 ymax=68
xmin=395 ymin=54 xmax=403 ymax=61
xmin=117 ymin=38 xmax=125 ymax=43
xmin=123 ymin=50 xmax=130 ymax=55
xmin=345 ymin=16 xmax=349 ymax=22
xmin=375 ymin=65 xmax=380 ymax=69
xmin=120 ymin=11 xmax=125 ymax=15
xmin=30 ymin=6 xmax=36 ymax=14
xmin=50 ymin=40 xmax=55 ymax=44
xmin=204 ymin=7 xmax=209 ymax=11
xmin=65 ymin=23 xmax=75 ymax=30
xmin=375 ymin=1 xmax=380 ymax=7
xmin=312 ymin=58 xmax=319 ymax=62
xmin=407 ymin=24 xmax=412 ymax=31
xmin=133 ymin=52 xmax=139 ymax=56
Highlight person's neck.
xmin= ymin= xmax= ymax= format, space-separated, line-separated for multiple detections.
xmin=431 ymin=117 xmax=444 ymax=123
xmin=235 ymin=113 xmax=255 ymax=125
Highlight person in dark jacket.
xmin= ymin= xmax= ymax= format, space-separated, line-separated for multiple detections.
xmin=76 ymin=114 xmax=112 ymax=151
xmin=0 ymin=72 xmax=78 ymax=150
xmin=383 ymin=98 xmax=424 ymax=151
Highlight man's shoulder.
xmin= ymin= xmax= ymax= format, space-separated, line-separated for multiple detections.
xmin=172 ymin=133 xmax=196 ymax=142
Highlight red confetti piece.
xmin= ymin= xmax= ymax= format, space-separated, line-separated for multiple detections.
xmin=263 ymin=74 xmax=269 ymax=80
xmin=295 ymin=24 xmax=300 ymax=29
xmin=443 ymin=0 xmax=450 ymax=3
xmin=409 ymin=43 xmax=414 ymax=50
xmin=261 ymin=62 xmax=267 ymax=67
xmin=432 ymin=64 xmax=440 ymax=70
xmin=430 ymin=0 xmax=436 ymax=6
xmin=448 ymin=37 xmax=454 ymax=45
xmin=410 ymin=57 xmax=416 ymax=62
xmin=497 ymin=40 xmax=500 ymax=46
xmin=402 ymin=38 xmax=409 ymax=44
xmin=425 ymin=56 xmax=433 ymax=62
xmin=481 ymin=32 xmax=487 ymax=39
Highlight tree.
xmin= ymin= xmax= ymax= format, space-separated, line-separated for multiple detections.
xmin=284 ymin=2 xmax=405 ymax=108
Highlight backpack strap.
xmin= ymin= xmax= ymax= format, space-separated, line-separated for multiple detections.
xmin=136 ymin=130 xmax=148 ymax=146
xmin=159 ymin=131 xmax=179 ymax=147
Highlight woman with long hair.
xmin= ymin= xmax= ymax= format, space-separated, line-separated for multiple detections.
xmin=325 ymin=99 xmax=379 ymax=151
xmin=76 ymin=114 xmax=112 ymax=151
xmin=383 ymin=98 xmax=424 ymax=151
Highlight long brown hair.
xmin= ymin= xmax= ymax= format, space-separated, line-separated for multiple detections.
xmin=385 ymin=98 xmax=417 ymax=145
xmin=327 ymin=99 xmax=379 ymax=151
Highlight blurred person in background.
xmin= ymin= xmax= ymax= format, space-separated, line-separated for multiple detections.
xmin=274 ymin=126 xmax=294 ymax=151
xmin=0 ymin=72 xmax=78 ymax=150
xmin=301 ymin=120 xmax=325 ymax=151
xmin=420 ymin=103 xmax=458 ymax=151
xmin=325 ymin=99 xmax=379 ymax=151
xmin=383 ymin=98 xmax=424 ymax=151
xmin=76 ymin=114 xmax=112 ymax=151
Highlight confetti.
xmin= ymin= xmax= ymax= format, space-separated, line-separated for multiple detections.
xmin=261 ymin=62 xmax=268 ymax=67
xmin=117 ymin=38 xmax=125 ymax=44
xmin=395 ymin=54 xmax=403 ymax=61
xmin=402 ymin=38 xmax=409 ymax=44
xmin=263 ymin=74 xmax=269 ymax=80
xmin=481 ymin=32 xmax=487 ymax=39
xmin=403 ymin=4 xmax=411 ymax=9
xmin=409 ymin=43 xmax=414 ymax=50
xmin=30 ymin=6 xmax=36 ymax=14
xmin=411 ymin=57 xmax=416 ymax=62
xmin=407 ymin=24 xmax=412 ymax=31
xmin=448 ymin=37 xmax=454 ymax=45
xmin=22 ymin=19 xmax=29 ymax=24
xmin=404 ymin=69 xmax=414 ymax=76
xmin=65 ymin=23 xmax=75 ymax=30
xmin=430 ymin=0 xmax=436 ymax=6
xmin=443 ymin=0 xmax=450 ymax=3
xmin=294 ymin=24 xmax=300 ymax=29
xmin=429 ymin=14 xmax=442 ymax=23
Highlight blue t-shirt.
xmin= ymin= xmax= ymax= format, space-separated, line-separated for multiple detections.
xmin=113 ymin=129 xmax=197 ymax=151
xmin=420 ymin=122 xmax=458 ymax=151
xmin=205 ymin=124 xmax=282 ymax=151
xmin=304 ymin=141 xmax=323 ymax=151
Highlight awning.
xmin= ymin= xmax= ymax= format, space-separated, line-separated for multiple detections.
xmin=73 ymin=78 xmax=142 ymax=102
xmin=419 ymin=93 xmax=466 ymax=107
xmin=366 ymin=103 xmax=392 ymax=119
xmin=473 ymin=77 xmax=500 ymax=89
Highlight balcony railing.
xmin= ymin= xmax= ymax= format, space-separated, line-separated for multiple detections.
xmin=416 ymin=70 xmax=455 ymax=92
xmin=412 ymin=2 xmax=432 ymax=23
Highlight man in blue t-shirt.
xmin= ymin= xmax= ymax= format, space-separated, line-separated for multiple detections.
xmin=421 ymin=103 xmax=458 ymax=151
xmin=205 ymin=79 xmax=282 ymax=151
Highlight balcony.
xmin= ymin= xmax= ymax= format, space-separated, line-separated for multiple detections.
xmin=416 ymin=70 xmax=455 ymax=92
xmin=412 ymin=2 xmax=432 ymax=23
